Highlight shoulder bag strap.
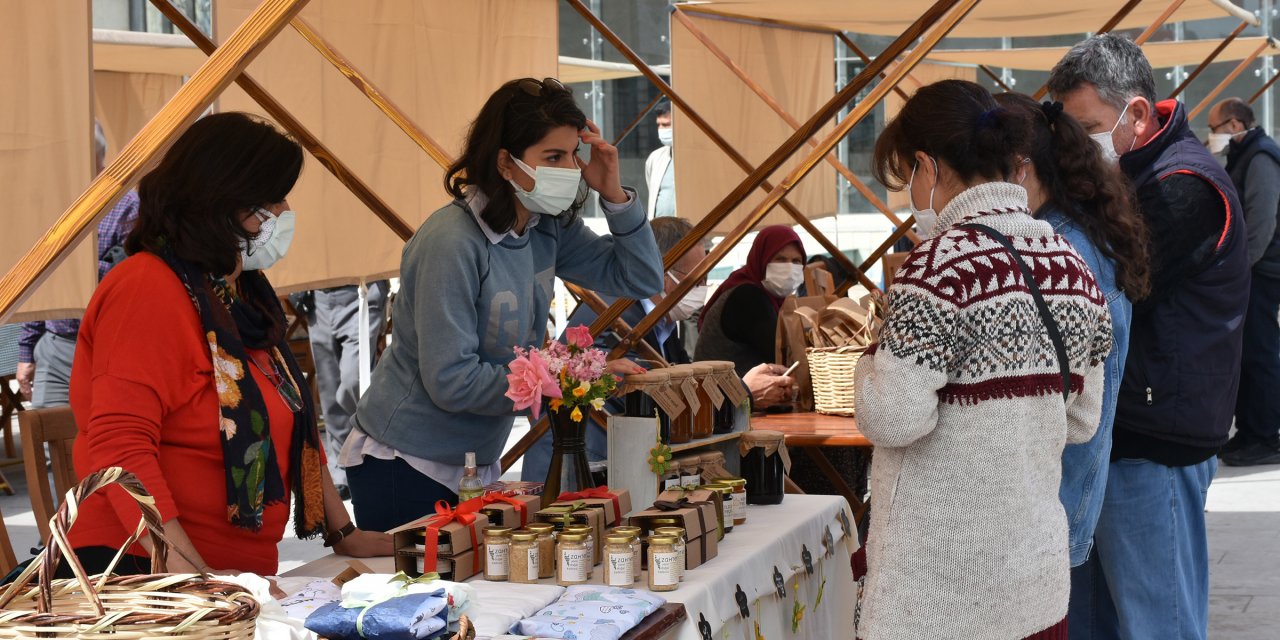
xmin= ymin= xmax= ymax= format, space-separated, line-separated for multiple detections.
xmin=960 ymin=223 xmax=1071 ymax=402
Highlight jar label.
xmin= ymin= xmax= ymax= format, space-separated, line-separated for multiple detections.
xmin=681 ymin=473 xmax=700 ymax=488
xmin=732 ymin=492 xmax=747 ymax=521
xmin=607 ymin=551 xmax=634 ymax=586
xmin=702 ymin=375 xmax=726 ymax=409
xmin=527 ymin=547 xmax=540 ymax=581
xmin=651 ymin=551 xmax=680 ymax=586
xmin=665 ymin=477 xmax=682 ymax=491
xmin=560 ymin=547 xmax=590 ymax=582
xmin=486 ymin=544 xmax=509 ymax=577
xmin=680 ymin=378 xmax=702 ymax=416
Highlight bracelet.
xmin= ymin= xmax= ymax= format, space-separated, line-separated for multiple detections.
xmin=323 ymin=522 xmax=357 ymax=548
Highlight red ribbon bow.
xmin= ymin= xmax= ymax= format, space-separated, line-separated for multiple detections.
xmin=481 ymin=492 xmax=529 ymax=527
xmin=557 ymin=486 xmax=622 ymax=523
xmin=423 ymin=499 xmax=482 ymax=576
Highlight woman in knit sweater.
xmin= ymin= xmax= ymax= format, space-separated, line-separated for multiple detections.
xmin=347 ymin=78 xmax=663 ymax=531
xmin=853 ymin=80 xmax=1114 ymax=639
xmin=68 ymin=113 xmax=390 ymax=577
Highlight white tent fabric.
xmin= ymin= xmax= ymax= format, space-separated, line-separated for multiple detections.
xmin=927 ymin=37 xmax=1280 ymax=71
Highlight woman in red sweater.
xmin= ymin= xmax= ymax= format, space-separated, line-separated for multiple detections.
xmin=68 ymin=112 xmax=390 ymax=576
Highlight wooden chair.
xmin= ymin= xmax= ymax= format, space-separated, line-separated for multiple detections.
xmin=0 ymin=503 xmax=17 ymax=575
xmin=19 ymin=407 xmax=77 ymax=542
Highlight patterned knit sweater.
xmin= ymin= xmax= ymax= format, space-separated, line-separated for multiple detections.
xmin=854 ymin=182 xmax=1112 ymax=640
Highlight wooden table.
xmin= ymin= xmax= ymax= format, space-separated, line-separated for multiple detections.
xmin=753 ymin=412 xmax=871 ymax=522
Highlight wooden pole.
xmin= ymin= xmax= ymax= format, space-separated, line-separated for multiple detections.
xmin=289 ymin=16 xmax=453 ymax=171
xmin=835 ymin=33 xmax=912 ymax=102
xmin=1189 ymin=39 xmax=1272 ymax=120
xmin=569 ymin=0 xmax=966 ymax=347
xmin=0 ymin=0 xmax=313 ymax=323
xmin=978 ymin=64 xmax=1014 ymax=93
xmin=1134 ymin=0 xmax=1188 ymax=45
xmin=1168 ymin=21 xmax=1248 ymax=100
xmin=150 ymin=1 xmax=415 ymax=241
xmin=564 ymin=283 xmax=669 ymax=368
xmin=671 ymin=8 xmax=919 ymax=247
xmin=1249 ymin=68 xmax=1280 ymax=104
xmin=606 ymin=0 xmax=982 ymax=357
xmin=612 ymin=92 xmax=665 ymax=147
xmin=1031 ymin=0 xmax=1143 ymax=100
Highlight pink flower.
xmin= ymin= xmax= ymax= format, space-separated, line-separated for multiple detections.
xmin=566 ymin=325 xmax=594 ymax=350
xmin=505 ymin=349 xmax=563 ymax=419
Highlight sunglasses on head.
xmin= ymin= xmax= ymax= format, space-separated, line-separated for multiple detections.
xmin=515 ymin=77 xmax=567 ymax=98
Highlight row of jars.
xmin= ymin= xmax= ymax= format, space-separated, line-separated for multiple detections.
xmin=482 ymin=523 xmax=689 ymax=592
xmin=623 ymin=361 xmax=740 ymax=444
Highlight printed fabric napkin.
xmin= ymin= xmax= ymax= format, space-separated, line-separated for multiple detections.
xmin=304 ymin=590 xmax=449 ymax=640
xmin=515 ymin=586 xmax=666 ymax=640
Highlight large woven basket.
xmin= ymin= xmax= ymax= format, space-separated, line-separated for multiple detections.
xmin=807 ymin=345 xmax=867 ymax=417
xmin=0 ymin=467 xmax=259 ymax=639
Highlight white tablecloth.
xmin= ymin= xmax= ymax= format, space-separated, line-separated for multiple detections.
xmin=284 ymin=495 xmax=858 ymax=640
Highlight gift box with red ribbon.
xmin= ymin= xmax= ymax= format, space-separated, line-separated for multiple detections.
xmin=389 ymin=500 xmax=489 ymax=581
xmin=536 ymin=500 xmax=607 ymax=565
xmin=629 ymin=493 xmax=720 ymax=570
xmin=476 ymin=491 xmax=541 ymax=528
xmin=551 ymin=486 xmax=633 ymax=527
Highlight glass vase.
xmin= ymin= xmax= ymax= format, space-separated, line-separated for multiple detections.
xmin=542 ymin=405 xmax=596 ymax=507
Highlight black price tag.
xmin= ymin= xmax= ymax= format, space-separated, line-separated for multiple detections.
xmin=773 ymin=566 xmax=787 ymax=598
xmin=735 ymin=584 xmax=750 ymax=618
xmin=822 ymin=528 xmax=835 ymax=556
xmin=838 ymin=510 xmax=852 ymax=539
xmin=698 ymin=613 xmax=713 ymax=640
xmin=801 ymin=545 xmax=814 ymax=575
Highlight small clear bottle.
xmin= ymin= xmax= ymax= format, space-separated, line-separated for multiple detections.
xmin=483 ymin=526 xmax=512 ymax=581
xmin=509 ymin=531 xmax=540 ymax=584
xmin=612 ymin=525 xmax=643 ymax=580
xmin=458 ymin=451 xmax=484 ymax=501
xmin=647 ymin=535 xmax=680 ymax=592
xmin=556 ymin=532 xmax=591 ymax=586
xmin=604 ymin=533 xmax=636 ymax=587
xmin=654 ymin=526 xmax=687 ymax=581
xmin=525 ymin=522 xmax=556 ymax=579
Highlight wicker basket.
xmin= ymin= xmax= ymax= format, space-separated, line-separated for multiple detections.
xmin=807 ymin=346 xmax=867 ymax=417
xmin=0 ymin=467 xmax=259 ymax=639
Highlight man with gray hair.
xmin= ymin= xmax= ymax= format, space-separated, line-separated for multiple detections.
xmin=1049 ymin=34 xmax=1250 ymax=639
xmin=1207 ymin=97 xmax=1280 ymax=467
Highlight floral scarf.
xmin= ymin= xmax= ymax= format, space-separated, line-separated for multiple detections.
xmin=159 ymin=247 xmax=326 ymax=539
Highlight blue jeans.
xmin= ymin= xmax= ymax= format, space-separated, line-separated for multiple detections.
xmin=347 ymin=455 xmax=457 ymax=533
xmin=1068 ymin=457 xmax=1217 ymax=640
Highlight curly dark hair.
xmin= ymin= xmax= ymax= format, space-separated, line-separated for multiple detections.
xmin=126 ymin=112 xmax=303 ymax=276
xmin=445 ymin=78 xmax=587 ymax=233
xmin=995 ymin=92 xmax=1151 ymax=300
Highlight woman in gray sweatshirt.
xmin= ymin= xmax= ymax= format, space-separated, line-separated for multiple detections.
xmin=344 ymin=78 xmax=663 ymax=531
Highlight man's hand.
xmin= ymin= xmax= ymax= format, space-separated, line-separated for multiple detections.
xmin=743 ymin=363 xmax=795 ymax=408
xmin=15 ymin=362 xmax=34 ymax=401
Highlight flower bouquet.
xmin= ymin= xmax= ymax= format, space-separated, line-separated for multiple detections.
xmin=505 ymin=325 xmax=619 ymax=502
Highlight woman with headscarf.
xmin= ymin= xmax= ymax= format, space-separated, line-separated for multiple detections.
xmin=694 ymin=226 xmax=805 ymax=388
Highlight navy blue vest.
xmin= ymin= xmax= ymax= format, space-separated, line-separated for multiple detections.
xmin=1226 ymin=128 xmax=1280 ymax=278
xmin=1114 ymin=100 xmax=1250 ymax=453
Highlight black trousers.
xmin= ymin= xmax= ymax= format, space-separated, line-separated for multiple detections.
xmin=1235 ymin=272 xmax=1280 ymax=446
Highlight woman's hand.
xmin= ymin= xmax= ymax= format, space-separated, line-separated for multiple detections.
xmin=333 ymin=529 xmax=394 ymax=558
xmin=578 ymin=120 xmax=627 ymax=205
xmin=606 ymin=359 xmax=647 ymax=377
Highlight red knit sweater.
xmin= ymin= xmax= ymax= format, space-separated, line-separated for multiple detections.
xmin=69 ymin=252 xmax=307 ymax=576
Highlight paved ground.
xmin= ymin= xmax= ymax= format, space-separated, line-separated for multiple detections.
xmin=3 ymin=418 xmax=1277 ymax=637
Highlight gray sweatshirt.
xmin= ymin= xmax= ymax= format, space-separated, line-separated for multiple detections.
xmin=354 ymin=190 xmax=662 ymax=466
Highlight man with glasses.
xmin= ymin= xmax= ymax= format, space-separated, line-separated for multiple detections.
xmin=1209 ymin=98 xmax=1280 ymax=466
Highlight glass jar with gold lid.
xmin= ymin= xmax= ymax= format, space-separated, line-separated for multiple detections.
xmin=647 ymin=535 xmax=680 ymax=592
xmin=483 ymin=526 xmax=513 ymax=581
xmin=562 ymin=524 xmax=595 ymax=578
xmin=509 ymin=531 xmax=540 ymax=584
xmin=604 ymin=533 xmax=635 ymax=587
xmin=556 ymin=532 xmax=590 ymax=586
xmin=653 ymin=526 xmax=686 ymax=581
xmin=524 ymin=522 xmax=556 ymax=578
xmin=612 ymin=526 xmax=643 ymax=579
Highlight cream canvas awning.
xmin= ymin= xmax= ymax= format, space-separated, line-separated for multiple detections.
xmin=928 ymin=36 xmax=1280 ymax=71
xmin=558 ymin=56 xmax=669 ymax=83
xmin=93 ymin=28 xmax=204 ymax=76
xmin=679 ymin=0 xmax=1254 ymax=38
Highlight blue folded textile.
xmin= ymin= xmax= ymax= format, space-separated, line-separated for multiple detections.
xmin=515 ymin=586 xmax=665 ymax=640
xmin=304 ymin=590 xmax=449 ymax=640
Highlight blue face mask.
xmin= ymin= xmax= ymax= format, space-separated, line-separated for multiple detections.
xmin=241 ymin=208 xmax=296 ymax=271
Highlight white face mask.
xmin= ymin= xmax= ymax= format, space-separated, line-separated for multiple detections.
xmin=763 ymin=262 xmax=804 ymax=297
xmin=241 ymin=208 xmax=296 ymax=271
xmin=1207 ymin=132 xmax=1234 ymax=155
xmin=908 ymin=157 xmax=940 ymax=238
xmin=1089 ymin=101 xmax=1134 ymax=165
xmin=509 ymin=156 xmax=585 ymax=215
xmin=665 ymin=271 xmax=708 ymax=322
xmin=657 ymin=127 xmax=673 ymax=147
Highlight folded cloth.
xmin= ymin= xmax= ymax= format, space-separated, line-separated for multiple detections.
xmin=279 ymin=579 xmax=344 ymax=621
xmin=213 ymin=573 xmax=317 ymax=640
xmin=465 ymin=581 xmax=564 ymax=638
xmin=305 ymin=591 xmax=448 ymax=640
xmin=516 ymin=586 xmax=665 ymax=640
xmin=342 ymin=573 xmax=475 ymax=623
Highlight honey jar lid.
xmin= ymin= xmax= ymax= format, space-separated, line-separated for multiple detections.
xmin=623 ymin=370 xmax=671 ymax=384
xmin=525 ymin=522 xmax=555 ymax=533
xmin=606 ymin=534 xmax=635 ymax=544
xmin=557 ymin=532 xmax=588 ymax=542
xmin=686 ymin=363 xmax=714 ymax=375
xmin=653 ymin=526 xmax=686 ymax=536
xmin=701 ymin=360 xmax=737 ymax=372
xmin=484 ymin=526 xmax=514 ymax=537
xmin=647 ymin=535 xmax=678 ymax=545
xmin=612 ymin=525 xmax=642 ymax=535
xmin=510 ymin=531 xmax=538 ymax=542
xmin=663 ymin=365 xmax=692 ymax=380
